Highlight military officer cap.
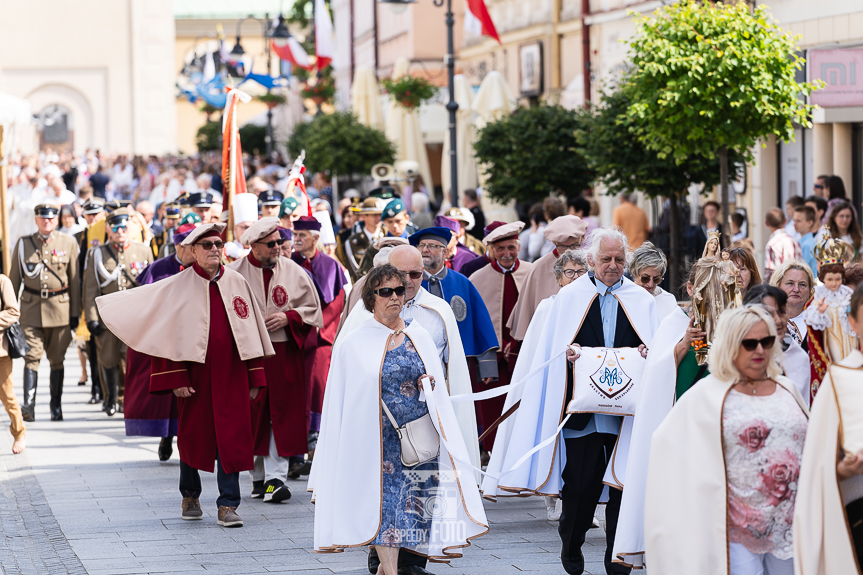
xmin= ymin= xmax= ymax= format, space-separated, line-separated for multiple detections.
xmin=279 ymin=196 xmax=300 ymax=218
xmin=34 ymin=203 xmax=60 ymax=218
xmin=258 ymin=190 xmax=284 ymax=206
xmin=165 ymin=202 xmax=181 ymax=219
xmin=106 ymin=208 xmax=132 ymax=227
xmin=105 ymin=199 xmax=132 ymax=212
xmin=369 ymin=186 xmax=397 ymax=200
xmin=187 ymin=192 xmax=213 ymax=208
xmin=82 ymin=198 xmax=105 ymax=215
xmin=179 ymin=212 xmax=202 ymax=226
xmin=359 ymin=197 xmax=387 ymax=215
xmin=382 ymin=198 xmax=406 ymax=220
xmin=348 ymin=197 xmax=362 ymax=213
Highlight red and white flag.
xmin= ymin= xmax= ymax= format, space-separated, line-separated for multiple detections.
xmin=464 ymin=0 xmax=501 ymax=44
xmin=221 ymin=88 xmax=251 ymax=229
xmin=272 ymin=37 xmax=314 ymax=71
xmin=315 ymin=0 xmax=335 ymax=70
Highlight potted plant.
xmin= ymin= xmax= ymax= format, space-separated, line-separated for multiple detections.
xmin=381 ymin=75 xmax=437 ymax=110
xmin=255 ymin=92 xmax=287 ymax=109
xmin=301 ymin=78 xmax=336 ymax=105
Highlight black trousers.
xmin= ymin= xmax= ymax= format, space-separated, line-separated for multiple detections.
xmin=179 ymin=456 xmax=241 ymax=508
xmin=559 ymin=433 xmax=630 ymax=575
xmin=368 ymin=546 xmax=427 ymax=572
xmin=849 ymin=498 xmax=863 ymax=568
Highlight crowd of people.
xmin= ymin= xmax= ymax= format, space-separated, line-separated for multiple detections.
xmin=0 ymin=147 xmax=861 ymax=575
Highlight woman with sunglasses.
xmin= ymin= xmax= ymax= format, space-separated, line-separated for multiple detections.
xmin=311 ymin=264 xmax=487 ymax=572
xmin=630 ymin=241 xmax=678 ymax=320
xmin=644 ymin=305 xmax=808 ymax=575
xmin=795 ymin=283 xmax=863 ymax=575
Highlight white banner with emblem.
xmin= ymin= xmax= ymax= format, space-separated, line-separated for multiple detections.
xmin=567 ymin=347 xmax=646 ymax=417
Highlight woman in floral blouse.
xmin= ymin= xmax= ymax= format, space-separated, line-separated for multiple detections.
xmin=644 ymin=305 xmax=809 ymax=575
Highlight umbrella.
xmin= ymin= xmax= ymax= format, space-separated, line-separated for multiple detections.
xmin=440 ymin=75 xmax=478 ymax=209
xmin=384 ymin=57 xmax=433 ymax=202
xmin=350 ymin=66 xmax=384 ymax=130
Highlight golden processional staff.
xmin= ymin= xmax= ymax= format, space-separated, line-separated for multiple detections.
xmin=221 ymin=88 xmax=252 ymax=242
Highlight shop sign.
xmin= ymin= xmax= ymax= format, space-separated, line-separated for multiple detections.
xmin=810 ymin=49 xmax=863 ymax=108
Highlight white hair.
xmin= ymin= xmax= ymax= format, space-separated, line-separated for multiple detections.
xmin=585 ymin=227 xmax=629 ymax=267
xmin=629 ymin=241 xmax=667 ymax=277
xmin=707 ymin=305 xmax=782 ymax=382
xmin=373 ymin=246 xmax=393 ymax=267
xmin=411 ymin=193 xmax=429 ymax=213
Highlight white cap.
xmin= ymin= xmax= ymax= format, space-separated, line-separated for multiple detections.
xmin=313 ymin=210 xmax=336 ymax=245
xmin=232 ymin=193 xmax=258 ymax=224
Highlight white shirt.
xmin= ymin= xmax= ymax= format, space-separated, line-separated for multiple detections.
xmin=401 ymin=294 xmax=449 ymax=368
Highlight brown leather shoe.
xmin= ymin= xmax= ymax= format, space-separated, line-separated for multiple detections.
xmin=181 ymin=497 xmax=203 ymax=520
xmin=217 ymin=506 xmax=243 ymax=527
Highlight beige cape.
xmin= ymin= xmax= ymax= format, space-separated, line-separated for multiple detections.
xmin=644 ymin=374 xmax=808 ymax=575
xmin=470 ymin=259 xmax=532 ymax=346
xmin=505 ymin=250 xmax=559 ymax=341
xmin=793 ymin=350 xmax=862 ymax=575
xmin=229 ymin=255 xmax=323 ymax=342
xmin=96 ymin=266 xmax=275 ymax=363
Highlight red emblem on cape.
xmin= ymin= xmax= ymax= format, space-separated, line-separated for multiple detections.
xmin=232 ymin=296 xmax=250 ymax=319
xmin=272 ymin=285 xmax=288 ymax=308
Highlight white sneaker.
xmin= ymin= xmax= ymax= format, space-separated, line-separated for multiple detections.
xmin=545 ymin=496 xmax=562 ymax=521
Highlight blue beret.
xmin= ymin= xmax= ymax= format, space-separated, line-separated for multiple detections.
xmin=408 ymin=227 xmax=451 ymax=247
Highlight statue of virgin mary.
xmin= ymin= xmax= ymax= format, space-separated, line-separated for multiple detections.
xmin=690 ymin=231 xmax=736 ymax=364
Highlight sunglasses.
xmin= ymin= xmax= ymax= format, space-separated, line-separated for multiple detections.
xmin=639 ymin=274 xmax=663 ymax=285
xmin=110 ymin=224 xmax=128 ymax=233
xmin=256 ymin=239 xmax=287 ymax=248
xmin=562 ymin=268 xmax=587 ymax=279
xmin=196 ymin=240 xmax=225 ymax=251
xmin=740 ymin=336 xmax=776 ymax=352
xmin=404 ymin=271 xmax=423 ymax=280
xmin=374 ymin=286 xmax=406 ymax=298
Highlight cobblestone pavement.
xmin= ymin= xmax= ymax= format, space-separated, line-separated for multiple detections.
xmin=0 ymin=348 xmax=613 ymax=574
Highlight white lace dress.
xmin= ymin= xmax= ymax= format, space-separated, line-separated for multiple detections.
xmin=722 ymin=388 xmax=808 ymax=559
xmin=803 ymin=284 xmax=858 ymax=362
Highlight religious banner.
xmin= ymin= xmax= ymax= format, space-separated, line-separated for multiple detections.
xmin=567 ymin=347 xmax=646 ymax=416
xmin=221 ymin=87 xmax=252 ymax=240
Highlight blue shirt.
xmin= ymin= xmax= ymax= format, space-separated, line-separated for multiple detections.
xmin=563 ymin=275 xmax=624 ymax=439
xmin=799 ymin=232 xmax=818 ymax=276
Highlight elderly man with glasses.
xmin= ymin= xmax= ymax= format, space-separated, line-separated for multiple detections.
xmin=83 ymin=208 xmax=152 ymax=417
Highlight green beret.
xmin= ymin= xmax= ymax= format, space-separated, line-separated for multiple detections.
xmin=179 ymin=213 xmax=202 ymax=226
xmin=382 ymin=198 xmax=405 ymax=220
xmin=279 ymin=196 xmax=300 ymax=218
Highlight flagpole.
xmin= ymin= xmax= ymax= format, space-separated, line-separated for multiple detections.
xmin=265 ymin=12 xmax=274 ymax=157
xmin=435 ymin=0 xmax=459 ymax=209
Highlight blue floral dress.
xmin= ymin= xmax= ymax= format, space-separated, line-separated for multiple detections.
xmin=372 ymin=333 xmax=439 ymax=548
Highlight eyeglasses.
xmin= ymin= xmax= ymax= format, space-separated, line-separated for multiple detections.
xmin=403 ymin=271 xmax=423 ymax=280
xmin=740 ymin=336 xmax=776 ymax=352
xmin=110 ymin=224 xmax=128 ymax=233
xmin=256 ymin=239 xmax=287 ymax=248
xmin=554 ymin=242 xmax=580 ymax=251
xmin=639 ymin=274 xmax=664 ymax=285
xmin=418 ymin=242 xmax=446 ymax=251
xmin=196 ymin=240 xmax=225 ymax=251
xmin=562 ymin=268 xmax=587 ymax=279
xmin=374 ymin=286 xmax=406 ymax=298
xmin=814 ymin=184 xmax=825 ymax=190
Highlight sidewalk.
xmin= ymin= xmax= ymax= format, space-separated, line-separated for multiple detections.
xmin=0 ymin=346 xmax=613 ymax=574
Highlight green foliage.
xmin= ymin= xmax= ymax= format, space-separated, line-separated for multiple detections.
xmin=381 ymin=76 xmax=438 ymax=110
xmin=196 ymin=121 xmax=220 ymax=152
xmin=626 ymin=0 xmax=821 ymax=163
xmin=301 ymin=77 xmax=336 ymax=101
xmin=473 ymin=104 xmax=592 ymax=204
xmin=287 ymin=112 xmax=395 ymax=176
xmin=582 ymin=78 xmax=744 ymax=198
xmin=255 ymin=93 xmax=287 ymax=106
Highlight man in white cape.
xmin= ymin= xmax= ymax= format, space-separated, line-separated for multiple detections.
xmin=337 ymin=246 xmax=480 ymax=475
xmin=308 ymin=312 xmax=488 ymax=560
xmin=482 ymin=228 xmax=657 ymax=575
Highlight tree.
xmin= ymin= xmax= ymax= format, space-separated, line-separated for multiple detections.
xmin=195 ymin=122 xmax=271 ymax=155
xmin=625 ymin=0 xmax=820 ymax=237
xmin=473 ymin=104 xmax=592 ymax=205
xmin=582 ymin=78 xmax=744 ymax=290
xmin=287 ymin=112 xmax=395 ymax=185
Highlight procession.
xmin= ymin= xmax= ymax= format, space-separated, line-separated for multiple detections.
xmin=2 ymin=1 xmax=863 ymax=574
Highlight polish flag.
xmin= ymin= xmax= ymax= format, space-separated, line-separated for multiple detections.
xmin=272 ymin=37 xmax=314 ymax=71
xmin=315 ymin=0 xmax=335 ymax=70
xmin=464 ymin=0 xmax=501 ymax=44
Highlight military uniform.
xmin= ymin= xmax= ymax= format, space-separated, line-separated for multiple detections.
xmin=75 ymin=198 xmax=107 ymax=405
xmin=344 ymin=197 xmax=386 ymax=282
xmin=9 ymin=224 xmax=80 ymax=421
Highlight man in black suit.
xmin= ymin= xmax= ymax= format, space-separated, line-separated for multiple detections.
xmin=561 ymin=229 xmax=648 ymax=575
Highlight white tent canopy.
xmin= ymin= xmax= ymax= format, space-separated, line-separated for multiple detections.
xmin=350 ymin=66 xmax=384 ymax=130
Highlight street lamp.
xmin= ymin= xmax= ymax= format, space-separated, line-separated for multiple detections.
xmin=379 ymin=0 xmax=459 ymax=208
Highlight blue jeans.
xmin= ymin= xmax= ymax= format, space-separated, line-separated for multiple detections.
xmin=179 ymin=454 xmax=240 ymax=508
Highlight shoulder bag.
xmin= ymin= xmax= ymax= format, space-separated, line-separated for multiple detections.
xmin=380 ymin=399 xmax=440 ymax=468
xmin=0 ymin=290 xmax=28 ymax=360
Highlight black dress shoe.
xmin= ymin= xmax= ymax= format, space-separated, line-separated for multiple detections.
xmin=398 ymin=566 xmax=434 ymax=575
xmin=561 ymin=550 xmax=585 ymax=575
xmin=158 ymin=437 xmax=173 ymax=461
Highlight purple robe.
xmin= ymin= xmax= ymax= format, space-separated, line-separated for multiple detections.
xmin=449 ymin=243 xmax=480 ymax=275
xmin=291 ymin=251 xmax=347 ymax=305
xmin=138 ymin=254 xmax=184 ymax=285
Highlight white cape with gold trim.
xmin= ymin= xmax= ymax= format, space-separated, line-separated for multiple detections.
xmin=793 ymin=351 xmax=862 ymax=575
xmin=611 ymin=306 xmax=688 ymax=568
xmin=481 ymin=273 xmax=657 ymax=498
xmin=645 ymin=374 xmax=807 ymax=575
xmin=335 ymin=288 xmax=481 ymax=474
xmin=308 ymin=319 xmax=488 ymax=559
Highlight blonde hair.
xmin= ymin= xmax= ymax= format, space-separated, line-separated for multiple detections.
xmin=768 ymin=259 xmax=815 ymax=300
xmin=707 ymin=306 xmax=782 ymax=382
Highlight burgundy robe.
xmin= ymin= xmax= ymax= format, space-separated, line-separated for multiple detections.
xmin=247 ymin=255 xmax=313 ymax=458
xmin=149 ymin=264 xmax=266 ymax=474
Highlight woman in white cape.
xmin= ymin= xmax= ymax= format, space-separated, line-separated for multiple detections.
xmin=793 ymin=284 xmax=863 ymax=574
xmin=309 ymin=265 xmax=487 ymax=572
xmin=629 ymin=241 xmax=678 ymax=320
xmin=645 ymin=305 xmax=808 ymax=575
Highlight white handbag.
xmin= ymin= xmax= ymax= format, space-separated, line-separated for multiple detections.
xmin=830 ymin=365 xmax=863 ymax=455
xmin=380 ymin=400 xmax=440 ymax=467
xmin=567 ymin=347 xmax=646 ymax=417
